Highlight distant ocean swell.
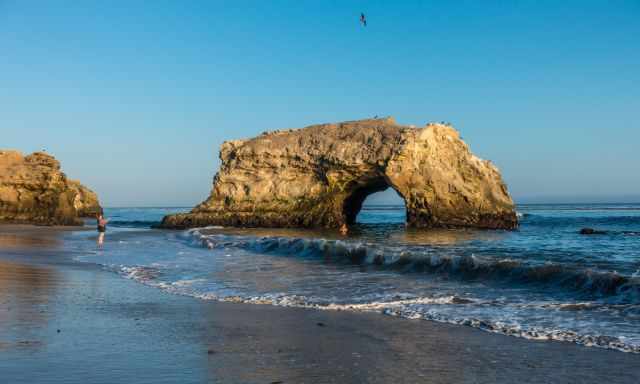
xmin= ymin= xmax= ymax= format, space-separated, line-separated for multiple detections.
xmin=107 ymin=220 xmax=160 ymax=228
xmin=183 ymin=229 xmax=640 ymax=303
xmin=522 ymin=213 xmax=640 ymax=229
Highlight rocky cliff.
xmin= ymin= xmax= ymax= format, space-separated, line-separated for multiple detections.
xmin=68 ymin=180 xmax=102 ymax=217
xmin=161 ymin=118 xmax=518 ymax=230
xmin=0 ymin=150 xmax=101 ymax=225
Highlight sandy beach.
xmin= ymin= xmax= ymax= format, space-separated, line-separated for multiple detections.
xmin=0 ymin=225 xmax=638 ymax=384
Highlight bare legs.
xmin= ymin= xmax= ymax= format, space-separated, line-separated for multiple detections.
xmin=97 ymin=232 xmax=105 ymax=248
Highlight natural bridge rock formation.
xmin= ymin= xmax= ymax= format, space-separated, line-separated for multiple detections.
xmin=0 ymin=150 xmax=102 ymax=225
xmin=161 ymin=118 xmax=518 ymax=230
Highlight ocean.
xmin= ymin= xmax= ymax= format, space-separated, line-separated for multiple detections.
xmin=67 ymin=204 xmax=640 ymax=353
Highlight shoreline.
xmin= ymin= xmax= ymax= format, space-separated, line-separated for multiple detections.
xmin=1 ymin=225 xmax=639 ymax=383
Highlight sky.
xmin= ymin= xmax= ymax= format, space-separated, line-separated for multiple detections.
xmin=1 ymin=1 xmax=639 ymax=207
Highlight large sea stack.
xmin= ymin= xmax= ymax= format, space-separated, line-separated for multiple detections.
xmin=161 ymin=118 xmax=518 ymax=230
xmin=0 ymin=150 xmax=102 ymax=225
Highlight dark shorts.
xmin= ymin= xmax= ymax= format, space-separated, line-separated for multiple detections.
xmin=98 ymin=226 xmax=106 ymax=233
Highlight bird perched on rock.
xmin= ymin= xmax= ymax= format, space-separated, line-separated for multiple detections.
xmin=360 ymin=13 xmax=367 ymax=27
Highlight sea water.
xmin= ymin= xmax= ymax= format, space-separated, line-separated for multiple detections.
xmin=68 ymin=204 xmax=640 ymax=353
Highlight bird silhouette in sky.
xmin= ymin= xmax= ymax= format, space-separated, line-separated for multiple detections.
xmin=360 ymin=13 xmax=367 ymax=27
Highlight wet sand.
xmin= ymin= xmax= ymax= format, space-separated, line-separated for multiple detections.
xmin=0 ymin=225 xmax=638 ymax=383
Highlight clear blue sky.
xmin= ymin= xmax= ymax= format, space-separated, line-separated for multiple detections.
xmin=1 ymin=1 xmax=638 ymax=206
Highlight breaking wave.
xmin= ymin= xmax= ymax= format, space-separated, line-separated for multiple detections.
xmin=184 ymin=229 xmax=640 ymax=303
xmin=74 ymin=204 xmax=640 ymax=356
xmin=117 ymin=264 xmax=640 ymax=354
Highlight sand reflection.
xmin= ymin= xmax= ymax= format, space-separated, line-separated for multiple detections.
xmin=0 ymin=260 xmax=59 ymax=349
xmin=0 ymin=224 xmax=66 ymax=249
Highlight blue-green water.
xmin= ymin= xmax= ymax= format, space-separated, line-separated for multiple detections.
xmin=70 ymin=204 xmax=640 ymax=353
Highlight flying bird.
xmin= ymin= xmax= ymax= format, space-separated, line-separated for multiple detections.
xmin=360 ymin=13 xmax=367 ymax=27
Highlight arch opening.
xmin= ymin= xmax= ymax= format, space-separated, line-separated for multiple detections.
xmin=342 ymin=179 xmax=407 ymax=225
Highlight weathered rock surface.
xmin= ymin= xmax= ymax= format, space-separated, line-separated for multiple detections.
xmin=161 ymin=118 xmax=518 ymax=230
xmin=68 ymin=180 xmax=102 ymax=217
xmin=0 ymin=150 xmax=101 ymax=225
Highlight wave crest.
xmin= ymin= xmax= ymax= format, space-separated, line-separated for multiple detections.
xmin=115 ymin=263 xmax=640 ymax=354
xmin=185 ymin=229 xmax=640 ymax=303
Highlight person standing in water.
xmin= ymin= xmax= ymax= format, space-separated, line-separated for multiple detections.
xmin=96 ymin=212 xmax=109 ymax=247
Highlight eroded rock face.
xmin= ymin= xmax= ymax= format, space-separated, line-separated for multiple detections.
xmin=68 ymin=180 xmax=102 ymax=217
xmin=0 ymin=150 xmax=101 ymax=225
xmin=161 ymin=118 xmax=518 ymax=230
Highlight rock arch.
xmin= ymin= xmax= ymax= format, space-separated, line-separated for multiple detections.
xmin=340 ymin=174 xmax=401 ymax=225
xmin=160 ymin=118 xmax=518 ymax=230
